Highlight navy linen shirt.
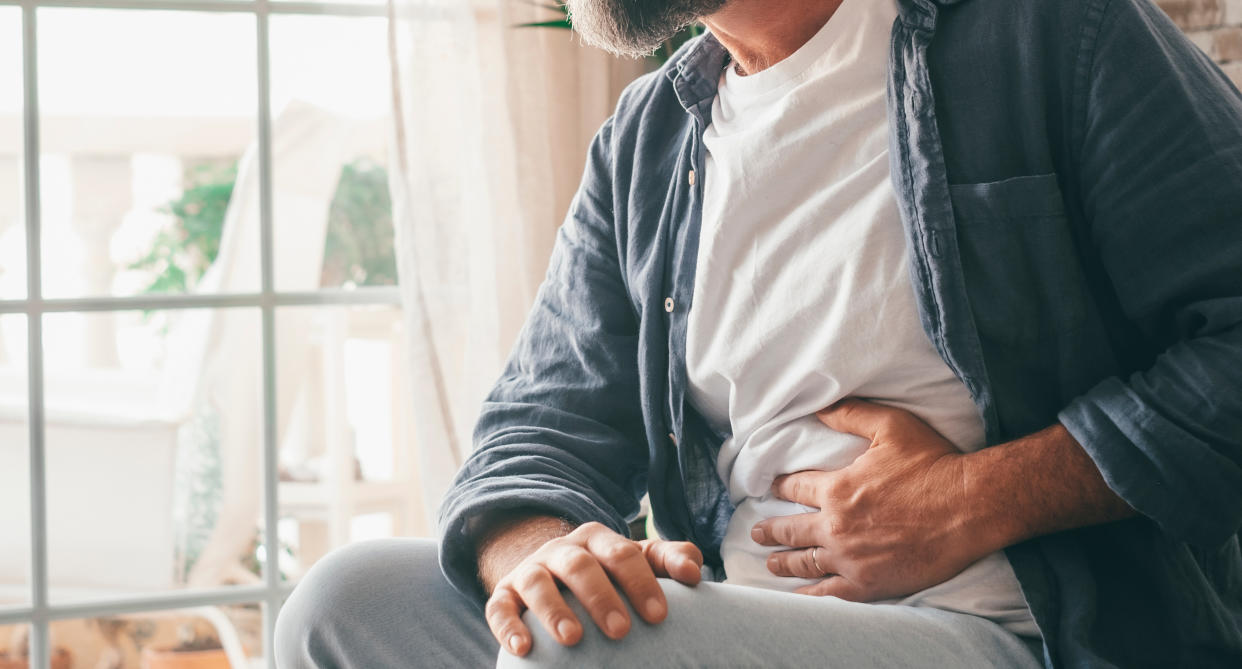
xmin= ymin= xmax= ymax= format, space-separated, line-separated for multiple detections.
xmin=439 ymin=0 xmax=1242 ymax=665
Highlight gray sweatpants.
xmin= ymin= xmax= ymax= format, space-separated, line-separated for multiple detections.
xmin=274 ymin=538 xmax=1047 ymax=668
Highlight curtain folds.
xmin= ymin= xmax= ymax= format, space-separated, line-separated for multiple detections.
xmin=386 ymin=0 xmax=648 ymax=529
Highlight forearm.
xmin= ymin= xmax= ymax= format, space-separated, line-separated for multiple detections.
xmin=960 ymin=422 xmax=1138 ymax=552
xmin=475 ymin=509 xmax=577 ymax=595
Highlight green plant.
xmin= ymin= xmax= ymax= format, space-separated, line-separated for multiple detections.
xmin=129 ymin=158 xmax=398 ymax=295
xmin=517 ymin=1 xmax=706 ymax=63
xmin=129 ymin=162 xmax=235 ymax=295
xmin=321 ymin=158 xmax=398 ymax=288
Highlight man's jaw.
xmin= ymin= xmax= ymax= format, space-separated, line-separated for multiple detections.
xmin=564 ymin=0 xmax=729 ymax=59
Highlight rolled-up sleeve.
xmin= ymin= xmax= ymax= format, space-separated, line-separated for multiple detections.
xmin=1057 ymin=0 xmax=1242 ymax=550
xmin=437 ymin=114 xmax=649 ymax=604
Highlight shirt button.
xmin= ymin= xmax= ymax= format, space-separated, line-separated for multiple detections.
xmin=664 ymin=297 xmax=675 ymax=312
xmin=688 ymin=170 xmax=696 ymax=186
xmin=668 ymin=432 xmax=678 ymax=446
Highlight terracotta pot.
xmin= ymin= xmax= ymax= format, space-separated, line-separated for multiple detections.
xmin=141 ymin=647 xmax=231 ymax=669
xmin=0 ymin=648 xmax=72 ymax=669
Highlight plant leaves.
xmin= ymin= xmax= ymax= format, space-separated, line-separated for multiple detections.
xmin=514 ymin=19 xmax=573 ymax=29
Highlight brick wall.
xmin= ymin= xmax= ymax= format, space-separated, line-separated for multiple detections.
xmin=1158 ymin=0 xmax=1242 ymax=88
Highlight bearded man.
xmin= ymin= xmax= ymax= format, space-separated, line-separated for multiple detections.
xmin=275 ymin=0 xmax=1242 ymax=666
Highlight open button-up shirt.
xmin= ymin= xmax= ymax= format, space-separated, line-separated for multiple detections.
xmin=438 ymin=0 xmax=1242 ymax=666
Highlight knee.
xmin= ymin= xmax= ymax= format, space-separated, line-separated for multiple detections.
xmin=274 ymin=538 xmax=440 ymax=668
xmin=494 ymin=610 xmax=613 ymax=669
xmin=495 ymin=578 xmax=697 ymax=669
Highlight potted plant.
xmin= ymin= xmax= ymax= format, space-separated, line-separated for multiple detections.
xmin=139 ymin=623 xmax=229 ymax=669
xmin=0 ymin=629 xmax=72 ymax=669
xmin=0 ymin=648 xmax=72 ymax=669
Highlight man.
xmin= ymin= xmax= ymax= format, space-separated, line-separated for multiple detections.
xmin=274 ymin=0 xmax=1242 ymax=666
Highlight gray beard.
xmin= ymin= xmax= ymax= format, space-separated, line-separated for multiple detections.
xmin=564 ymin=0 xmax=727 ymax=58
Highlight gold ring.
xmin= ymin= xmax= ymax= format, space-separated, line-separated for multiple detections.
xmin=811 ymin=546 xmax=828 ymax=576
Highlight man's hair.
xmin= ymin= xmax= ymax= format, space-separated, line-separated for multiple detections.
xmin=565 ymin=0 xmax=728 ymax=59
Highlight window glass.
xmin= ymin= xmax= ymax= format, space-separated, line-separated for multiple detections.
xmin=269 ymin=14 xmax=397 ymax=292
xmin=0 ymin=314 xmax=28 ymax=610
xmin=275 ymin=304 xmax=416 ymax=581
xmin=44 ymin=309 xmax=265 ymax=603
xmin=0 ymin=7 xmax=24 ymax=301
xmin=49 ymin=605 xmax=263 ymax=668
xmin=38 ymin=9 xmax=258 ymax=299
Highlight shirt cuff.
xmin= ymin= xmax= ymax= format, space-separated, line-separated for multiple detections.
xmin=437 ymin=477 xmax=632 ymax=607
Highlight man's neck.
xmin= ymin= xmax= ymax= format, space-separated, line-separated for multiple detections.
xmin=702 ymin=0 xmax=846 ymax=76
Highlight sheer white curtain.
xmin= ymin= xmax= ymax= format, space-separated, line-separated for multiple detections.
xmin=386 ymin=0 xmax=648 ymax=529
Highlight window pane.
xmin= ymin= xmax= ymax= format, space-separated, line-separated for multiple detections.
xmin=38 ymin=9 xmax=258 ymax=299
xmin=270 ymin=15 xmax=396 ymax=292
xmin=0 ymin=314 xmax=28 ymax=610
xmin=275 ymin=305 xmax=420 ymax=581
xmin=49 ymin=605 xmax=263 ymax=669
xmin=0 ymin=8 xmax=24 ymax=301
xmin=44 ymin=309 xmax=265 ymax=603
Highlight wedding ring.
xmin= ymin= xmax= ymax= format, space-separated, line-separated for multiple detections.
xmin=811 ymin=546 xmax=828 ymax=577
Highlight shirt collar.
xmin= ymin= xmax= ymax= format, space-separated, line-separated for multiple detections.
xmin=664 ymin=0 xmax=969 ymax=118
xmin=664 ymin=31 xmax=730 ymax=123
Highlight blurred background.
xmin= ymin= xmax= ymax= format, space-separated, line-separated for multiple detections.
xmin=0 ymin=0 xmax=1236 ymax=667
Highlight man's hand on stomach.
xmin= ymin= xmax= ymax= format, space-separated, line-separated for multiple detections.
xmin=750 ymin=399 xmax=982 ymax=601
xmin=475 ymin=512 xmax=704 ymax=657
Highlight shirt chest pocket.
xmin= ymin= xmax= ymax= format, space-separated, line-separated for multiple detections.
xmin=948 ymin=173 xmax=1090 ymax=349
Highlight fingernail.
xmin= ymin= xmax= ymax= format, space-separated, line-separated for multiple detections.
xmin=557 ymin=619 xmax=576 ymax=641
xmin=644 ymin=597 xmax=663 ymax=619
xmin=508 ymin=634 xmax=523 ymax=652
xmin=605 ymin=610 xmax=627 ymax=636
xmin=751 ymin=526 xmax=765 ymax=542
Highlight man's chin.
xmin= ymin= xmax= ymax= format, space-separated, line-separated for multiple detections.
xmin=566 ymin=11 xmax=681 ymax=58
xmin=565 ymin=0 xmax=722 ymax=59
xmin=573 ymin=29 xmax=678 ymax=60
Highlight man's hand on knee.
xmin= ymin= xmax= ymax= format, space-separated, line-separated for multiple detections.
xmin=479 ymin=519 xmax=703 ymax=657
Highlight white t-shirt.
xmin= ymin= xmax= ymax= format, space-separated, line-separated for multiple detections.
xmin=685 ymin=0 xmax=1039 ymax=638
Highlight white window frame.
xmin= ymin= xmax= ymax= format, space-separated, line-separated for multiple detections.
xmin=0 ymin=1 xmax=412 ymax=666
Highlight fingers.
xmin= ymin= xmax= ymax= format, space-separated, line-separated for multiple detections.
xmin=507 ymin=564 xmax=583 ymax=648
xmin=750 ymin=512 xmax=820 ymax=547
xmin=583 ymin=533 xmax=667 ymax=625
xmin=814 ymin=398 xmax=888 ymax=440
xmin=485 ymin=585 xmax=534 ymax=656
xmin=766 ymin=547 xmax=831 ymax=579
xmin=770 ymin=470 xmax=833 ymax=507
xmin=553 ymin=544 xmax=635 ymax=641
xmin=642 ymin=540 xmax=703 ymax=586
xmin=795 ymin=574 xmax=870 ymax=602
xmin=487 ymin=523 xmax=692 ymax=656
